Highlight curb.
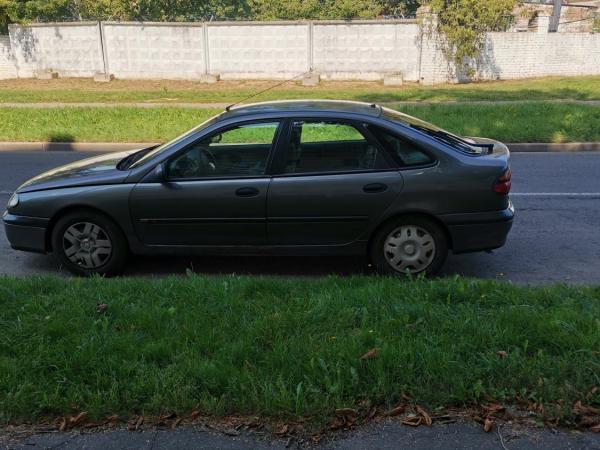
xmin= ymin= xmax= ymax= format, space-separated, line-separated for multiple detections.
xmin=0 ymin=142 xmax=599 ymax=153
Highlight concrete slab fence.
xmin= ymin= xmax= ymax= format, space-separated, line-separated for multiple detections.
xmin=1 ymin=19 xmax=600 ymax=84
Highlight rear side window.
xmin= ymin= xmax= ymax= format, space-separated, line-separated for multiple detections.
xmin=371 ymin=126 xmax=434 ymax=167
xmin=283 ymin=120 xmax=392 ymax=174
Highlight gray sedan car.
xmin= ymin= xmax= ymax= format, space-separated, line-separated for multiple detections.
xmin=4 ymin=100 xmax=513 ymax=276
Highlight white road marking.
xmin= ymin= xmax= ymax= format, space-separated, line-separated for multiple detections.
xmin=511 ymin=193 xmax=600 ymax=197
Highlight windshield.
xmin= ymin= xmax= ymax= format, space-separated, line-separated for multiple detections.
xmin=381 ymin=107 xmax=491 ymax=155
xmin=129 ymin=113 xmax=222 ymax=168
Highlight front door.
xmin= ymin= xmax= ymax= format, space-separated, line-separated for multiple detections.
xmin=130 ymin=120 xmax=282 ymax=246
xmin=267 ymin=119 xmax=404 ymax=246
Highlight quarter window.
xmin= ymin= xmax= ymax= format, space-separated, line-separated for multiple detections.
xmin=283 ymin=120 xmax=391 ymax=174
xmin=167 ymin=121 xmax=279 ymax=179
xmin=371 ymin=126 xmax=434 ymax=167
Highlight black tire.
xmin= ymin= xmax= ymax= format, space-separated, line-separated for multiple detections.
xmin=370 ymin=215 xmax=448 ymax=276
xmin=51 ymin=210 xmax=128 ymax=276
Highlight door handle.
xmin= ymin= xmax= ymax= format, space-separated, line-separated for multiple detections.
xmin=363 ymin=183 xmax=388 ymax=193
xmin=235 ymin=187 xmax=260 ymax=197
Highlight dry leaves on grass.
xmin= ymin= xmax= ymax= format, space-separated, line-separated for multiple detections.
xmin=572 ymin=401 xmax=600 ymax=431
xmin=56 ymin=411 xmax=88 ymax=431
xmin=127 ymin=415 xmax=144 ymax=431
xmin=359 ymin=348 xmax=379 ymax=360
xmin=95 ymin=302 xmax=108 ymax=314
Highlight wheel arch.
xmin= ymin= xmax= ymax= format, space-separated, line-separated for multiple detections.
xmin=45 ymin=204 xmax=126 ymax=252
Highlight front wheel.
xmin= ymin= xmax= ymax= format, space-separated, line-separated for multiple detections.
xmin=370 ymin=216 xmax=448 ymax=276
xmin=51 ymin=211 xmax=128 ymax=276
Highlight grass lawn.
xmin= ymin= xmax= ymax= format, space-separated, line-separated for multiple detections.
xmin=0 ymin=76 xmax=599 ymax=104
xmin=0 ymin=275 xmax=598 ymax=427
xmin=0 ymin=102 xmax=598 ymax=143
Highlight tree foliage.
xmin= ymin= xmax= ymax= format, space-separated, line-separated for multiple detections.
xmin=0 ymin=0 xmax=420 ymax=28
xmin=423 ymin=0 xmax=517 ymax=75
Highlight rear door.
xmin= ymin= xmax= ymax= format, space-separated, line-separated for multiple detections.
xmin=267 ymin=119 xmax=404 ymax=246
xmin=130 ymin=120 xmax=282 ymax=246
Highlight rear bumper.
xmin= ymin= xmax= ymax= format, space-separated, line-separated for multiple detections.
xmin=3 ymin=211 xmax=48 ymax=253
xmin=440 ymin=203 xmax=514 ymax=254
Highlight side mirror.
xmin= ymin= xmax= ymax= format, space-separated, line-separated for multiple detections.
xmin=154 ymin=162 xmax=166 ymax=181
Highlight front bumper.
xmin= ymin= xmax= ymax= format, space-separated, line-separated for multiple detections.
xmin=440 ymin=203 xmax=514 ymax=254
xmin=3 ymin=211 xmax=49 ymax=253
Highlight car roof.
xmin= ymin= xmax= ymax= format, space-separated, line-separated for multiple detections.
xmin=219 ymin=100 xmax=383 ymax=120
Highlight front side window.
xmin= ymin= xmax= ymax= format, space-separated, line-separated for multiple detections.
xmin=283 ymin=120 xmax=391 ymax=175
xmin=167 ymin=121 xmax=279 ymax=179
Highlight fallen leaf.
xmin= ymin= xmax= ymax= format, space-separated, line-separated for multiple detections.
xmin=385 ymin=404 xmax=406 ymax=416
xmin=573 ymin=401 xmax=600 ymax=416
xmin=276 ymin=424 xmax=289 ymax=435
xmin=335 ymin=408 xmax=357 ymax=416
xmin=70 ymin=411 xmax=88 ymax=426
xmin=96 ymin=302 xmax=108 ymax=314
xmin=329 ymin=416 xmax=345 ymax=430
xmin=58 ymin=417 xmax=66 ymax=432
xmin=359 ymin=348 xmax=379 ymax=360
xmin=402 ymin=415 xmax=422 ymax=427
xmin=416 ymin=405 xmax=432 ymax=426
xmin=484 ymin=418 xmax=494 ymax=432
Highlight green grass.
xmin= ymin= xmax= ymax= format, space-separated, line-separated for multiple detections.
xmin=0 ymin=275 xmax=599 ymax=426
xmin=0 ymin=102 xmax=598 ymax=143
xmin=1 ymin=76 xmax=599 ymax=103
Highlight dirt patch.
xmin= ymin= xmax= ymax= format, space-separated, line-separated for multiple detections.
xmin=0 ymin=77 xmax=422 ymax=93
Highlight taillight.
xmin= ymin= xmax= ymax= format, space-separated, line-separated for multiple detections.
xmin=493 ymin=168 xmax=512 ymax=195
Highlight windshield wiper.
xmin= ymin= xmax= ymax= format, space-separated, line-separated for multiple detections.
xmin=117 ymin=145 xmax=160 ymax=170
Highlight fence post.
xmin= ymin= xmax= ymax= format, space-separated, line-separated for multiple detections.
xmin=202 ymin=22 xmax=210 ymax=75
xmin=307 ymin=21 xmax=314 ymax=72
xmin=97 ymin=21 xmax=109 ymax=76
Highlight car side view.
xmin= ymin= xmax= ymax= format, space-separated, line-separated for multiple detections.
xmin=3 ymin=100 xmax=514 ymax=276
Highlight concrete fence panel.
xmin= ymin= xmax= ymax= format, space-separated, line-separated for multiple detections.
xmin=102 ymin=22 xmax=206 ymax=80
xmin=0 ymin=35 xmax=17 ymax=79
xmin=9 ymin=22 xmax=103 ymax=78
xmin=207 ymin=22 xmax=309 ymax=79
xmin=313 ymin=21 xmax=420 ymax=81
xmin=4 ymin=20 xmax=600 ymax=84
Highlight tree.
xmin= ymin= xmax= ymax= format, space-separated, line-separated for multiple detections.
xmin=423 ymin=0 xmax=517 ymax=75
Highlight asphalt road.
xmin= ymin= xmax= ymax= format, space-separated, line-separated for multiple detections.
xmin=1 ymin=150 xmax=600 ymax=284
xmin=4 ymin=421 xmax=600 ymax=450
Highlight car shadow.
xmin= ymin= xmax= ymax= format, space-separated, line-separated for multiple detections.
xmin=123 ymin=254 xmax=372 ymax=277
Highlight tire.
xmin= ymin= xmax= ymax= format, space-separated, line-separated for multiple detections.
xmin=51 ymin=210 xmax=128 ymax=276
xmin=370 ymin=215 xmax=448 ymax=276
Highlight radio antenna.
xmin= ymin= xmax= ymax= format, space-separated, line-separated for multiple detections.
xmin=225 ymin=70 xmax=311 ymax=111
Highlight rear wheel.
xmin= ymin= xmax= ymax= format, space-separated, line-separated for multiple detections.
xmin=370 ymin=216 xmax=448 ymax=276
xmin=51 ymin=210 xmax=128 ymax=276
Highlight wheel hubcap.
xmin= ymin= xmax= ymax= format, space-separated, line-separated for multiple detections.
xmin=63 ymin=222 xmax=112 ymax=269
xmin=383 ymin=225 xmax=436 ymax=274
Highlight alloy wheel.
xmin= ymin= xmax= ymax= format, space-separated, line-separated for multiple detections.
xmin=62 ymin=222 xmax=112 ymax=269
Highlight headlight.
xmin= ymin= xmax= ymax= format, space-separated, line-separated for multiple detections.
xmin=7 ymin=192 xmax=19 ymax=209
